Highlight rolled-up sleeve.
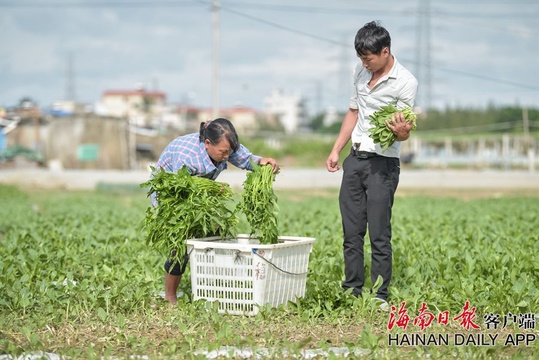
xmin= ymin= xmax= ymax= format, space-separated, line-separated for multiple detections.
xmin=349 ymin=64 xmax=361 ymax=110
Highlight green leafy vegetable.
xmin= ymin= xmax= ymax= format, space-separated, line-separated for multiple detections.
xmin=140 ymin=166 xmax=238 ymax=270
xmin=236 ymin=163 xmax=279 ymax=244
xmin=368 ymin=104 xmax=417 ymax=152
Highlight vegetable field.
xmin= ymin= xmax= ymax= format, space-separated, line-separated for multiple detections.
xmin=0 ymin=184 xmax=538 ymax=359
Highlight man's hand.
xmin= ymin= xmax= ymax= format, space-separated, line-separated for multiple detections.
xmin=326 ymin=151 xmax=341 ymax=172
xmin=259 ymin=157 xmax=280 ymax=173
xmin=386 ymin=112 xmax=413 ymax=141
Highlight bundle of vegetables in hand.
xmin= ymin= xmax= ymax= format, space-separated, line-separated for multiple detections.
xmin=140 ymin=166 xmax=238 ymax=268
xmin=236 ymin=163 xmax=279 ymax=244
xmin=368 ymin=104 xmax=417 ymax=152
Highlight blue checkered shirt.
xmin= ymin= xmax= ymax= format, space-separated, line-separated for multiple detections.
xmin=151 ymin=132 xmax=261 ymax=205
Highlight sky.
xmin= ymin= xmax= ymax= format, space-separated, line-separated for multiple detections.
xmin=1 ymin=0 xmax=538 ymax=115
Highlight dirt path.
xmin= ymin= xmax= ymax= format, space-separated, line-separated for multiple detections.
xmin=1 ymin=168 xmax=538 ymax=192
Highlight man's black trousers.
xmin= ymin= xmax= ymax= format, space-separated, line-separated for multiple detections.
xmin=339 ymin=151 xmax=400 ymax=300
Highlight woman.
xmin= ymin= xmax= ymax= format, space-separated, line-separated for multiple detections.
xmin=152 ymin=118 xmax=279 ymax=304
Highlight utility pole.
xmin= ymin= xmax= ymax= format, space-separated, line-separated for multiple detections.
xmin=522 ymin=107 xmax=535 ymax=172
xmin=415 ymin=3 xmax=423 ymax=100
xmin=415 ymin=0 xmax=432 ymax=111
xmin=424 ymin=0 xmax=432 ymax=111
xmin=212 ymin=0 xmax=220 ymax=118
xmin=523 ymin=108 xmax=530 ymax=139
xmin=314 ymin=80 xmax=322 ymax=116
xmin=338 ymin=33 xmax=349 ymax=103
xmin=66 ymin=52 xmax=76 ymax=102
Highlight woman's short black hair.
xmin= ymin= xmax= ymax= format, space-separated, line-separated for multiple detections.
xmin=199 ymin=118 xmax=240 ymax=153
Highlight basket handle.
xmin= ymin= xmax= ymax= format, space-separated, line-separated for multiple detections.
xmin=252 ymin=249 xmax=308 ymax=276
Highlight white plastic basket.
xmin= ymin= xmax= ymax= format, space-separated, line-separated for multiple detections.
xmin=186 ymin=234 xmax=315 ymax=316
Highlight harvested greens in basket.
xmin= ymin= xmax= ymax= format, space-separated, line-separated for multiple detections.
xmin=140 ymin=166 xmax=238 ymax=269
xmin=236 ymin=163 xmax=279 ymax=244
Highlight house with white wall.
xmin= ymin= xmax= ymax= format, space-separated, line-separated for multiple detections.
xmin=97 ymin=89 xmax=166 ymax=127
xmin=197 ymin=106 xmax=259 ymax=135
xmin=263 ymin=89 xmax=308 ymax=134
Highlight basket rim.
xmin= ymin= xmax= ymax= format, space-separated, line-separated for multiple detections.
xmin=186 ymin=233 xmax=315 ymax=250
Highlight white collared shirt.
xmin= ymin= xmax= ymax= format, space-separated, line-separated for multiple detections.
xmin=349 ymin=56 xmax=418 ymax=158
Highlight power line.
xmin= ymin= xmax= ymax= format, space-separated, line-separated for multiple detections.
xmin=3 ymin=0 xmax=538 ymax=96
xmin=226 ymin=2 xmax=539 ymax=19
xmin=1 ymin=1 xmax=537 ymax=19
xmin=395 ymin=52 xmax=539 ymax=93
xmin=206 ymin=1 xmax=345 ymax=47
xmin=210 ymin=2 xmax=539 ymax=94
xmin=436 ymin=16 xmax=538 ymax=39
xmin=4 ymin=1 xmax=533 ymax=40
xmin=0 ymin=1 xmax=200 ymax=8
xmin=429 ymin=64 xmax=539 ymax=92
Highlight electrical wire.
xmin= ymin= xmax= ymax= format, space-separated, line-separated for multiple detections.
xmin=1 ymin=0 xmax=538 ymax=95
xmin=1 ymin=0 xmax=537 ymax=19
xmin=0 ymin=1 xmax=200 ymax=7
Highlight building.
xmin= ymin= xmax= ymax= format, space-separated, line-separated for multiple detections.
xmin=263 ymin=89 xmax=308 ymax=134
xmin=175 ymin=104 xmax=200 ymax=133
xmin=97 ymin=88 xmax=166 ymax=127
xmin=197 ymin=106 xmax=259 ymax=135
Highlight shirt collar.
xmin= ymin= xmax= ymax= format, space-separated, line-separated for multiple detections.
xmin=387 ymin=55 xmax=400 ymax=79
xmin=374 ymin=56 xmax=399 ymax=86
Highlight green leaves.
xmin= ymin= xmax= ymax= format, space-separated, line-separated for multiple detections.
xmin=237 ymin=163 xmax=279 ymax=244
xmin=368 ymin=104 xmax=417 ymax=152
xmin=1 ymin=185 xmax=539 ymax=359
xmin=141 ymin=163 xmax=281 ymax=264
xmin=140 ymin=166 xmax=238 ymax=268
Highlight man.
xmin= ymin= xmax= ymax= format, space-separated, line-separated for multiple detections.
xmin=325 ymin=21 xmax=418 ymax=308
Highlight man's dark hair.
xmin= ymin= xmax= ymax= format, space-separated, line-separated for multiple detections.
xmin=199 ymin=117 xmax=239 ymax=152
xmin=354 ymin=21 xmax=391 ymax=56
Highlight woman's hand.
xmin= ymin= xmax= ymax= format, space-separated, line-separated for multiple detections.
xmin=259 ymin=157 xmax=280 ymax=173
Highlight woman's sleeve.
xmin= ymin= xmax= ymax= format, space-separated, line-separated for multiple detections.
xmin=228 ymin=144 xmax=261 ymax=170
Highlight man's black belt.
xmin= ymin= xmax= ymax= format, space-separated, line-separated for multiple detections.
xmin=351 ymin=148 xmax=379 ymax=159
